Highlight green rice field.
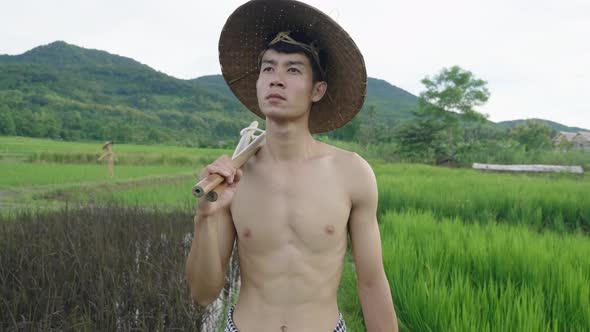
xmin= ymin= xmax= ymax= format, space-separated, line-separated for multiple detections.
xmin=340 ymin=210 xmax=590 ymax=331
xmin=1 ymin=136 xmax=589 ymax=331
xmin=0 ymin=162 xmax=192 ymax=188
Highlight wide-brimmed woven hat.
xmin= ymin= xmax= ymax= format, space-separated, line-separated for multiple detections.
xmin=219 ymin=0 xmax=367 ymax=133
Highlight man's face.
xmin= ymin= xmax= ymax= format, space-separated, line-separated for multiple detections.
xmin=256 ymin=49 xmax=326 ymax=123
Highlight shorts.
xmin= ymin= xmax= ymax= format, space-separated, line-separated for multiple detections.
xmin=224 ymin=305 xmax=346 ymax=332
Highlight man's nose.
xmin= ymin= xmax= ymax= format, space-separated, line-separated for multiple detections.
xmin=270 ymin=80 xmax=284 ymax=88
xmin=270 ymin=72 xmax=285 ymax=88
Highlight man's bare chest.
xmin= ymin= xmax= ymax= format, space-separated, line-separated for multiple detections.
xmin=230 ymin=163 xmax=351 ymax=254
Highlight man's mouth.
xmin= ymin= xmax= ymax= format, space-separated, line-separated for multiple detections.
xmin=266 ymin=93 xmax=286 ymax=101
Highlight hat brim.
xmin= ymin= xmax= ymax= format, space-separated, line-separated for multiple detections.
xmin=219 ymin=0 xmax=367 ymax=133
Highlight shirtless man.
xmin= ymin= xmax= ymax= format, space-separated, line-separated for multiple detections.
xmin=186 ymin=1 xmax=398 ymax=331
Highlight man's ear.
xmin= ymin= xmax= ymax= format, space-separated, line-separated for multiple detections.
xmin=311 ymin=81 xmax=327 ymax=102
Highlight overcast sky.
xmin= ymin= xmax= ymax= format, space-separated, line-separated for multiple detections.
xmin=2 ymin=0 xmax=589 ymax=129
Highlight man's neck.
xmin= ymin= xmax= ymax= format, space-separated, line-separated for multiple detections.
xmin=261 ymin=118 xmax=317 ymax=163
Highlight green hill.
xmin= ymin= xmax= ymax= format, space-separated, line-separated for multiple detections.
xmin=0 ymin=41 xmax=422 ymax=146
xmin=2 ymin=41 xmax=584 ymax=147
xmin=497 ymin=119 xmax=588 ymax=133
xmin=0 ymin=41 xmax=255 ymax=146
xmin=194 ymin=75 xmax=419 ymax=128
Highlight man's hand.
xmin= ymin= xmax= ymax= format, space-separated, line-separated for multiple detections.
xmin=196 ymin=155 xmax=243 ymax=216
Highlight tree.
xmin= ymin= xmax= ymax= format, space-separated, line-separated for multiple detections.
xmin=557 ymin=138 xmax=573 ymax=151
xmin=34 ymin=111 xmax=60 ymax=139
xmin=396 ymin=66 xmax=492 ymax=163
xmin=0 ymin=107 xmax=16 ymax=135
xmin=14 ymin=109 xmax=37 ymax=137
xmin=60 ymin=111 xmax=83 ymax=140
xmin=394 ymin=104 xmax=459 ymax=163
xmin=356 ymin=104 xmax=392 ymax=145
xmin=511 ymin=120 xmax=555 ymax=151
xmin=394 ymin=111 xmax=441 ymax=163
xmin=420 ymin=65 xmax=490 ymax=121
xmin=331 ymin=115 xmax=360 ymax=141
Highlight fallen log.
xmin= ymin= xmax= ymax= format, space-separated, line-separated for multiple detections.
xmin=472 ymin=163 xmax=584 ymax=174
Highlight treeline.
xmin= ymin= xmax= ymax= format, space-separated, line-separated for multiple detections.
xmin=0 ymin=66 xmax=410 ymax=148
xmin=1 ymin=42 xmax=585 ymax=163
xmin=324 ymin=119 xmax=590 ymax=169
xmin=323 ymin=66 xmax=589 ymax=169
xmin=0 ymin=102 xmax=253 ymax=148
xmin=0 ymin=41 xmax=420 ymax=147
xmin=0 ymin=61 xmax=256 ymax=147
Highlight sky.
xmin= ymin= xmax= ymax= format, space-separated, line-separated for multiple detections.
xmin=1 ymin=0 xmax=589 ymax=130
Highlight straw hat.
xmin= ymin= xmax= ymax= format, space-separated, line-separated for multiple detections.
xmin=102 ymin=141 xmax=113 ymax=149
xmin=219 ymin=0 xmax=367 ymax=133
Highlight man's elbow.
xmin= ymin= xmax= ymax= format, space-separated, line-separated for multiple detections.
xmin=187 ymin=279 xmax=224 ymax=306
xmin=356 ymin=280 xmax=374 ymax=297
xmin=190 ymin=290 xmax=219 ymax=306
xmin=357 ymin=273 xmax=377 ymax=288
xmin=357 ymin=269 xmax=388 ymax=293
xmin=185 ymin=272 xmax=224 ymax=306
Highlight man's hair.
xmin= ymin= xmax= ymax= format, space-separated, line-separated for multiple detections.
xmin=260 ymin=31 xmax=326 ymax=83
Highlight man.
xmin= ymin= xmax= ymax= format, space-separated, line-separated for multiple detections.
xmin=186 ymin=0 xmax=399 ymax=331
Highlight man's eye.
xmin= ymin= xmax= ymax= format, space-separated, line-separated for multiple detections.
xmin=262 ymin=67 xmax=273 ymax=72
xmin=288 ymin=68 xmax=300 ymax=73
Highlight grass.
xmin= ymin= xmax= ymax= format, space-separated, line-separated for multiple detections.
xmin=90 ymin=178 xmax=197 ymax=210
xmin=0 ymin=205 xmax=213 ymax=330
xmin=0 ymin=162 xmax=193 ymax=188
xmin=0 ymin=136 xmax=230 ymax=165
xmin=7 ymin=204 xmax=584 ymax=330
xmin=0 ymin=161 xmax=196 ymax=214
xmin=2 ymin=136 xmax=590 ymax=330
xmin=71 ymin=162 xmax=590 ymax=235
xmin=375 ymin=163 xmax=590 ymax=233
xmin=0 ymin=136 xmax=222 ymax=213
xmin=339 ymin=210 xmax=590 ymax=331
xmin=0 ymin=136 xmax=227 ymax=157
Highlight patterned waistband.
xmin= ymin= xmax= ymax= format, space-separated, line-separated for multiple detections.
xmin=224 ymin=305 xmax=346 ymax=332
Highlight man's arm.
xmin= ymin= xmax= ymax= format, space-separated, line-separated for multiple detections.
xmin=185 ymin=156 xmax=240 ymax=306
xmin=347 ymin=154 xmax=398 ymax=331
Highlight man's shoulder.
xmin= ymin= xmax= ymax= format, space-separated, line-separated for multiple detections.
xmin=318 ymin=141 xmax=374 ymax=178
xmin=318 ymin=143 xmax=377 ymax=207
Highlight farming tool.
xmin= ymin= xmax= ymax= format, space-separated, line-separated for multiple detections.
xmin=191 ymin=121 xmax=266 ymax=202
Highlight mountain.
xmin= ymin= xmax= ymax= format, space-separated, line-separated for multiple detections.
xmin=1 ymin=41 xmax=584 ymax=146
xmin=497 ymin=119 xmax=589 ymax=133
xmin=0 ymin=41 xmax=255 ymax=146
xmin=0 ymin=41 xmax=146 ymax=68
xmin=191 ymin=75 xmax=234 ymax=99
xmin=0 ymin=41 xmax=419 ymax=145
xmin=194 ymin=75 xmax=419 ymax=127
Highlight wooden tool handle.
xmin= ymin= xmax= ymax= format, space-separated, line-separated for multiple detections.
xmin=192 ymin=132 xmax=266 ymax=200
xmin=192 ymin=173 xmax=224 ymax=198
xmin=204 ymin=182 xmax=228 ymax=202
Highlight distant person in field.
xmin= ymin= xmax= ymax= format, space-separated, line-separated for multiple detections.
xmin=98 ymin=141 xmax=115 ymax=178
xmin=185 ymin=0 xmax=398 ymax=331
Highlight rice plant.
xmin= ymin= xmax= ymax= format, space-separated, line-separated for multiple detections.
xmin=0 ymin=204 xmax=215 ymax=330
xmin=375 ymin=163 xmax=590 ymax=233
xmin=338 ymin=209 xmax=590 ymax=331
